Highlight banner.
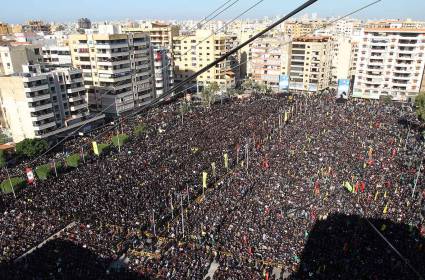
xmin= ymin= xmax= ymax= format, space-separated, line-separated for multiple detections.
xmin=202 ymin=172 xmax=207 ymax=189
xmin=337 ymin=79 xmax=350 ymax=99
xmin=25 ymin=167 xmax=35 ymax=184
xmin=92 ymin=141 xmax=99 ymax=156
xmin=278 ymin=75 xmax=289 ymax=91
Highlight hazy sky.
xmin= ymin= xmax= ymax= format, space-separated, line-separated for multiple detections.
xmin=0 ymin=0 xmax=423 ymax=24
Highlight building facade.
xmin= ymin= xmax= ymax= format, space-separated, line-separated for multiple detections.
xmin=247 ymin=35 xmax=290 ymax=91
xmin=42 ymin=45 xmax=72 ymax=67
xmin=69 ymin=32 xmax=155 ymax=115
xmin=172 ymin=30 xmax=236 ymax=91
xmin=0 ymin=44 xmax=43 ymax=75
xmin=0 ymin=64 xmax=103 ymax=142
xmin=123 ymin=22 xmax=180 ymax=49
xmin=289 ymin=36 xmax=332 ymax=92
xmin=353 ymin=22 xmax=425 ymax=101
xmin=153 ymin=48 xmax=174 ymax=97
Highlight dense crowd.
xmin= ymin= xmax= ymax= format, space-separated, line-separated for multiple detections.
xmin=0 ymin=92 xmax=424 ymax=279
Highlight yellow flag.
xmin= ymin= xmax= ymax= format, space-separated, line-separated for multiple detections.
xmin=374 ymin=191 xmax=379 ymax=201
xmin=211 ymin=162 xmax=216 ymax=177
xmin=284 ymin=112 xmax=288 ymax=122
xmin=384 ymin=191 xmax=387 ymax=198
xmin=383 ymin=202 xmax=389 ymax=214
xmin=202 ymin=172 xmax=207 ymax=189
xmin=92 ymin=141 xmax=99 ymax=156
xmin=224 ymin=153 xmax=228 ymax=169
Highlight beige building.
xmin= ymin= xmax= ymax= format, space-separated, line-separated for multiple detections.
xmin=330 ymin=36 xmax=354 ymax=86
xmin=172 ymin=30 xmax=236 ymax=90
xmin=289 ymin=36 xmax=332 ymax=92
xmin=0 ymin=44 xmax=43 ymax=75
xmin=123 ymin=22 xmax=180 ymax=49
xmin=69 ymin=32 xmax=155 ymax=115
xmin=0 ymin=23 xmax=11 ymax=35
xmin=353 ymin=21 xmax=425 ymax=101
xmin=0 ymin=64 xmax=103 ymax=142
xmin=284 ymin=20 xmax=326 ymax=39
xmin=247 ymin=35 xmax=290 ymax=91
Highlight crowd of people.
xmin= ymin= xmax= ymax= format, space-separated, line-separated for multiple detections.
xmin=0 ymin=92 xmax=424 ymax=279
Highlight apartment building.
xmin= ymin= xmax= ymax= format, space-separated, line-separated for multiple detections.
xmin=0 ymin=44 xmax=43 ymax=75
xmin=353 ymin=22 xmax=425 ymax=101
xmin=153 ymin=48 xmax=174 ymax=97
xmin=172 ymin=30 xmax=236 ymax=90
xmin=289 ymin=36 xmax=332 ymax=92
xmin=284 ymin=20 xmax=326 ymax=39
xmin=247 ymin=36 xmax=290 ymax=91
xmin=123 ymin=22 xmax=180 ymax=49
xmin=0 ymin=23 xmax=11 ymax=35
xmin=330 ymin=36 xmax=354 ymax=86
xmin=78 ymin=18 xmax=92 ymax=31
xmin=0 ymin=64 xmax=103 ymax=142
xmin=69 ymin=32 xmax=155 ymax=115
xmin=42 ymin=45 xmax=72 ymax=67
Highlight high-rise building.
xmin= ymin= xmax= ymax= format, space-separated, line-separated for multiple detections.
xmin=42 ymin=45 xmax=72 ymax=67
xmin=353 ymin=21 xmax=425 ymax=101
xmin=172 ymin=30 xmax=236 ymax=91
xmin=78 ymin=18 xmax=92 ymax=31
xmin=247 ymin=35 xmax=290 ymax=91
xmin=69 ymin=32 xmax=155 ymax=115
xmin=0 ymin=64 xmax=103 ymax=142
xmin=0 ymin=44 xmax=43 ymax=75
xmin=330 ymin=36 xmax=354 ymax=86
xmin=123 ymin=22 xmax=180 ymax=49
xmin=153 ymin=48 xmax=174 ymax=97
xmin=288 ymin=36 xmax=332 ymax=92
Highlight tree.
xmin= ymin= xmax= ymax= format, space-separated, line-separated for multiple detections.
xmin=415 ymin=92 xmax=425 ymax=121
xmin=381 ymin=95 xmax=393 ymax=105
xmin=15 ymin=138 xmax=48 ymax=158
xmin=201 ymin=82 xmax=218 ymax=109
xmin=259 ymin=83 xmax=273 ymax=95
xmin=241 ymin=79 xmax=260 ymax=91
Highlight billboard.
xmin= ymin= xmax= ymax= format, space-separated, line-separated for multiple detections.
xmin=279 ymin=75 xmax=289 ymax=91
xmin=337 ymin=79 xmax=350 ymax=99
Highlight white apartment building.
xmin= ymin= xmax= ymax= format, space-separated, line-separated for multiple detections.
xmin=42 ymin=45 xmax=72 ymax=67
xmin=0 ymin=44 xmax=43 ymax=75
xmin=353 ymin=22 xmax=425 ymax=101
xmin=123 ymin=22 xmax=180 ymax=49
xmin=247 ymin=35 xmax=290 ymax=91
xmin=153 ymin=48 xmax=174 ymax=97
xmin=289 ymin=36 xmax=332 ymax=92
xmin=330 ymin=36 xmax=354 ymax=86
xmin=0 ymin=64 xmax=103 ymax=142
xmin=70 ymin=32 xmax=155 ymax=115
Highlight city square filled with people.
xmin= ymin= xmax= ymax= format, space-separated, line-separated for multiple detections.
xmin=0 ymin=91 xmax=424 ymax=279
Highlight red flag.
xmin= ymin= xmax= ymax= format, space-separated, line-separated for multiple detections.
xmin=265 ymin=271 xmax=269 ymax=280
xmin=25 ymin=167 xmax=35 ymax=184
xmin=314 ymin=180 xmax=320 ymax=195
xmin=361 ymin=181 xmax=365 ymax=192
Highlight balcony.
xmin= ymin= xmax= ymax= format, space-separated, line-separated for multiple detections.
xmin=24 ymin=84 xmax=49 ymax=93
xmin=29 ymin=103 xmax=52 ymax=112
xmin=97 ymin=59 xmax=131 ymax=66
xmin=155 ymin=81 xmax=164 ymax=88
xmin=26 ymin=93 xmax=51 ymax=102
xmin=68 ymin=95 xmax=84 ymax=102
xmin=97 ymin=67 xmax=132 ymax=74
xmin=67 ymin=86 xmax=86 ymax=93
xmin=33 ymin=121 xmax=56 ymax=131
xmin=96 ymin=42 xmax=128 ymax=49
xmin=97 ymin=51 xmax=129 ymax=57
xmin=70 ymin=103 xmax=87 ymax=111
xmin=31 ymin=112 xmax=54 ymax=122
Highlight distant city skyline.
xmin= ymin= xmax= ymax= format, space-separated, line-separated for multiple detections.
xmin=0 ymin=0 xmax=424 ymax=24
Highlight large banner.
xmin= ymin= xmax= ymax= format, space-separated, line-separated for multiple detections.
xmin=337 ymin=79 xmax=350 ymax=99
xmin=25 ymin=167 xmax=34 ymax=185
xmin=279 ymin=75 xmax=289 ymax=91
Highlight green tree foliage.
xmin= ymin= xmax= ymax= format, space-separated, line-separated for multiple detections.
xmin=241 ymin=79 xmax=260 ymax=91
xmin=415 ymin=92 xmax=425 ymax=121
xmin=15 ymin=138 xmax=48 ymax=158
xmin=201 ymin=82 xmax=219 ymax=109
